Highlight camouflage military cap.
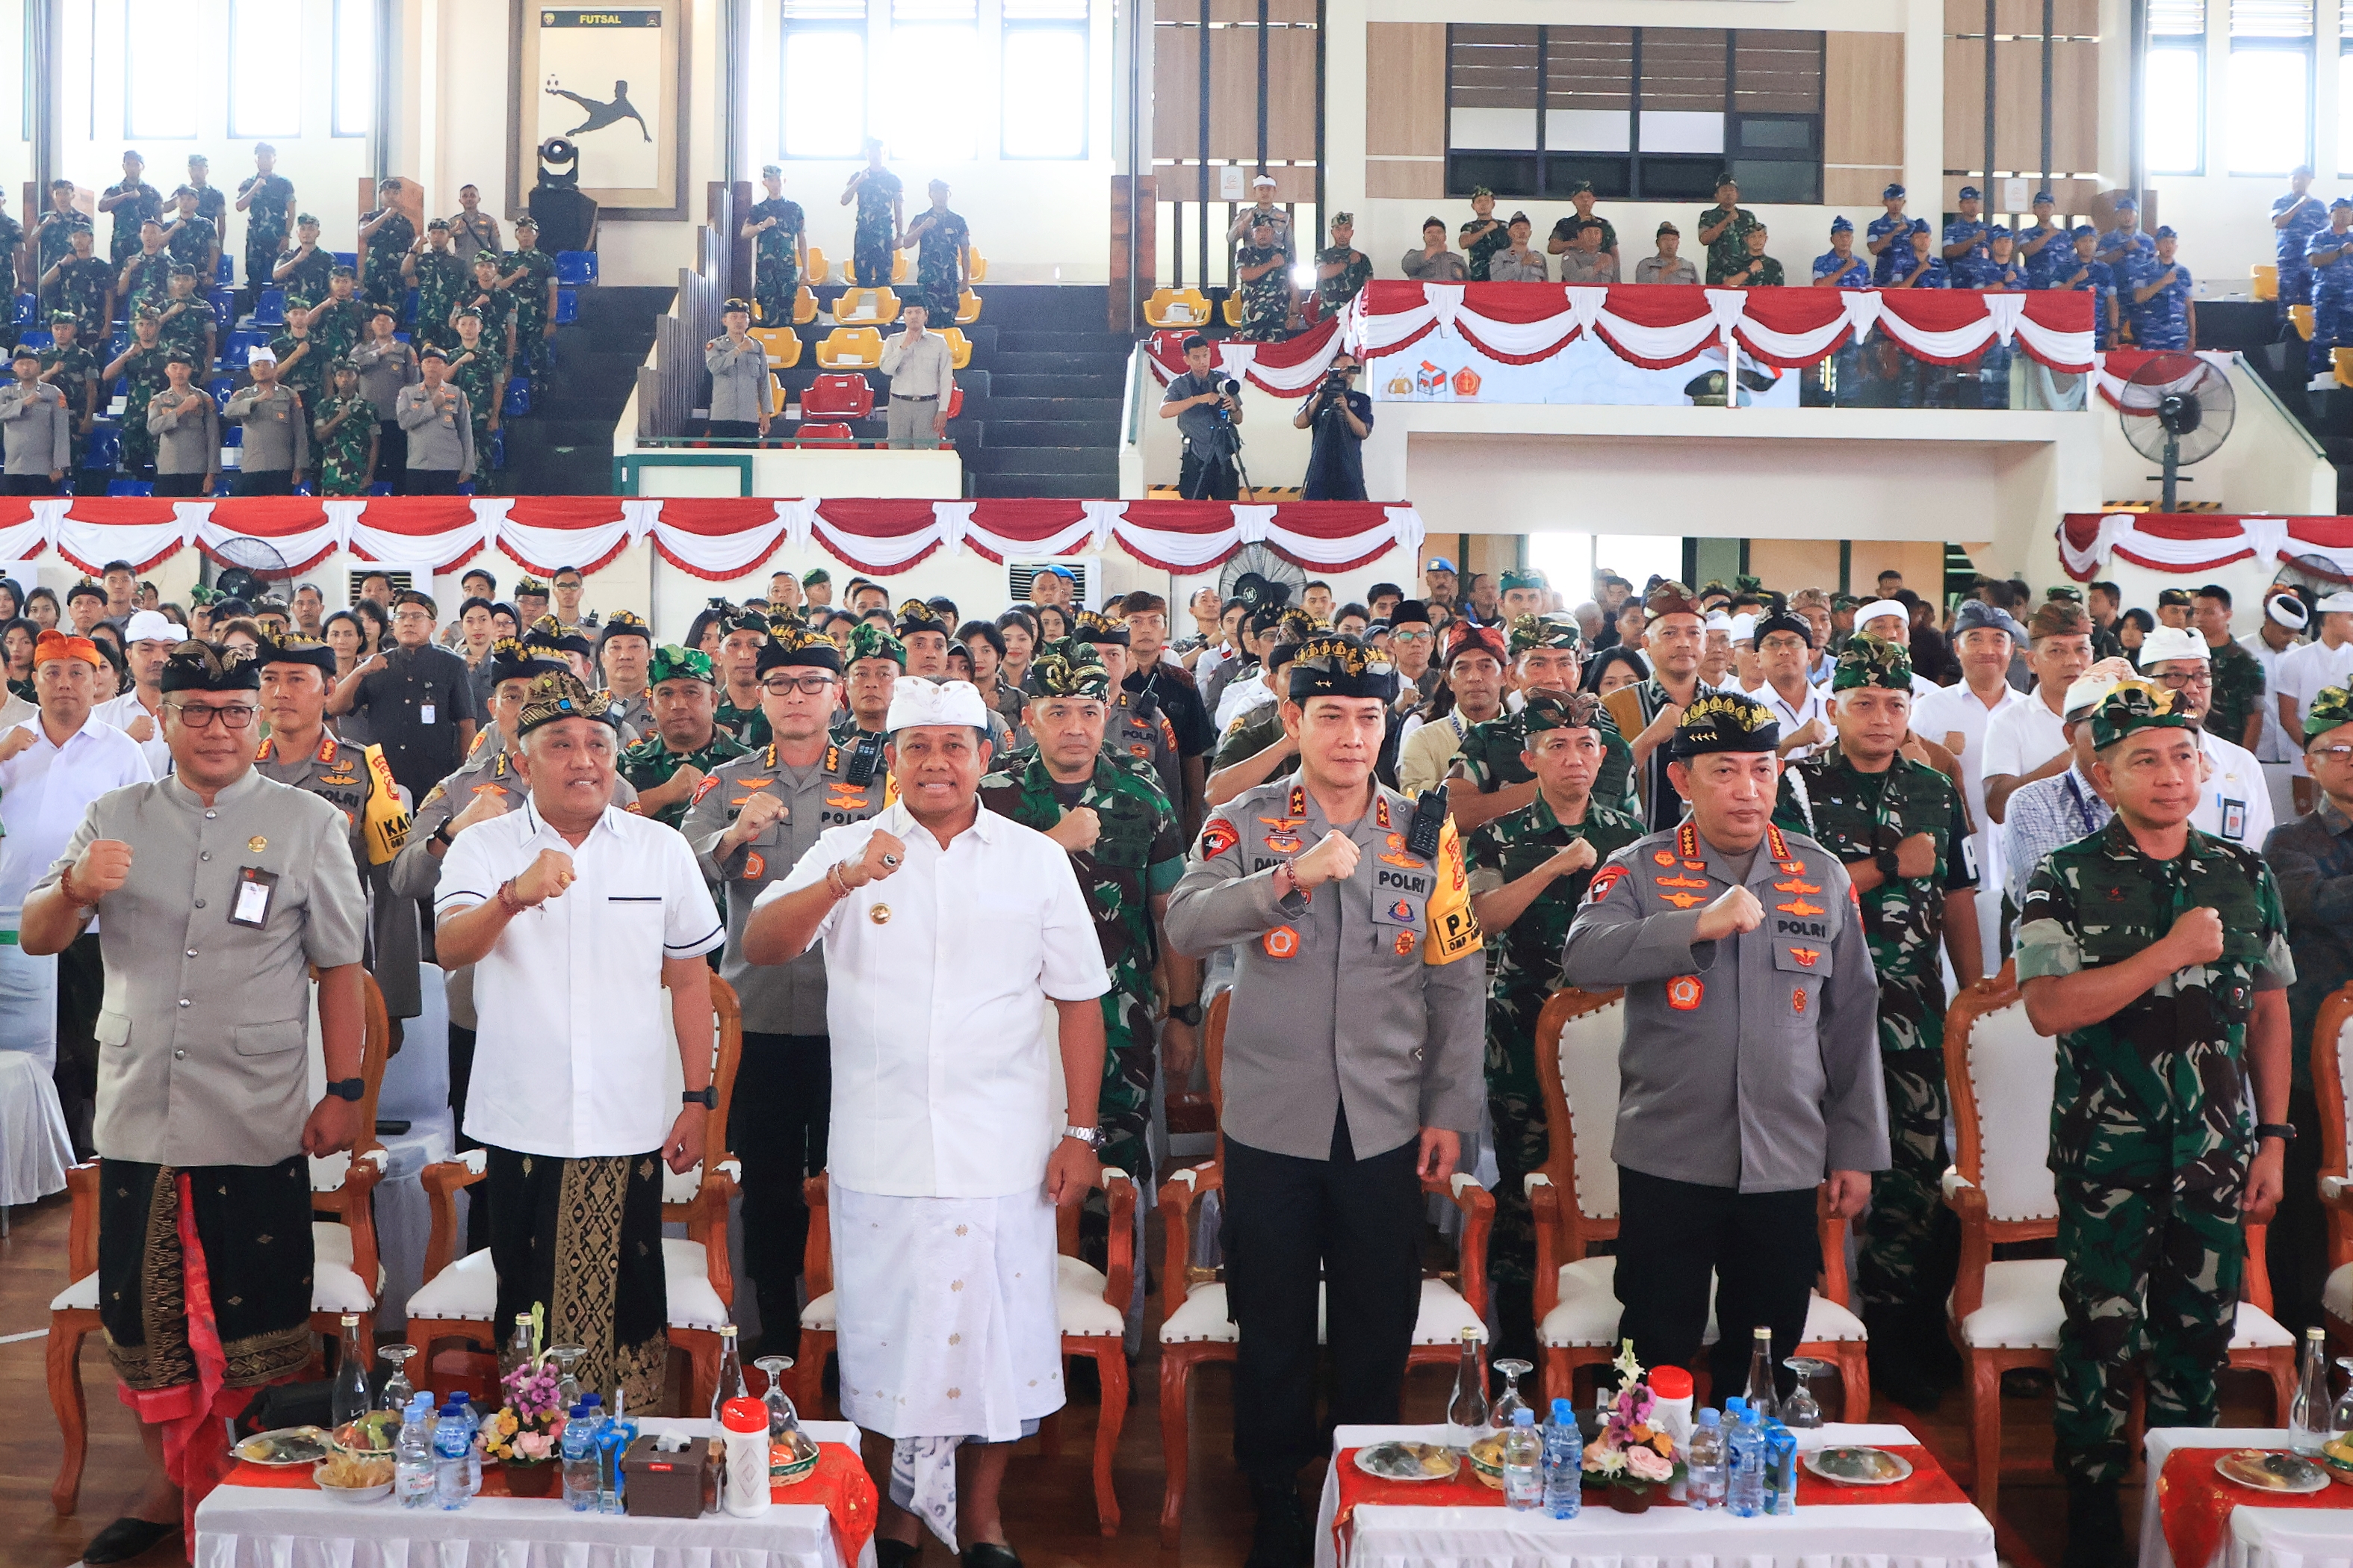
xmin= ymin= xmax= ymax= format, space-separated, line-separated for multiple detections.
xmin=1522 ymin=689 xmax=1602 ymax=733
xmin=427 ymin=218 xmax=450 ymax=232
xmin=1499 ymin=568 xmax=1548 ymax=594
xmin=2045 ymin=584 xmax=2084 ymax=603
xmin=2089 ymin=678 xmax=2197 ymax=751
xmin=2304 ymin=683 xmax=2353 ymax=740
xmin=1288 ymin=633 xmax=1399 ymax=702
xmin=515 ymin=671 xmax=616 ymax=737
xmin=1023 ymin=651 xmax=1112 ymax=701
xmin=1667 ymin=690 xmax=1780 ymax=758
xmin=894 ymin=597 xmax=951 ymax=639
xmin=1072 ymin=607 xmax=1130 ymax=646
xmin=846 ymin=621 xmax=906 ymax=669
xmin=1507 ymin=612 xmax=1581 ymax=654
xmin=1830 ymin=632 xmax=1914 ymax=692
xmin=647 ymin=645 xmax=716 ymax=687
xmin=296 ymin=212 xmax=320 ymax=226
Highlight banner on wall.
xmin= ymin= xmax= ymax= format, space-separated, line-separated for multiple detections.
xmin=1365 ymin=338 xmax=1803 ymax=408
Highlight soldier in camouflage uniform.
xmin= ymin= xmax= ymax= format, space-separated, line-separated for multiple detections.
xmin=901 ymin=181 xmax=970 ymax=323
xmin=841 ymin=141 xmax=902 ymax=288
xmin=745 ymin=166 xmax=805 ymax=329
xmin=117 ymin=220 xmax=174 ymax=314
xmin=498 ymin=217 xmax=559 ymax=377
xmin=235 ymin=146 xmax=297 ymax=294
xmin=619 ymin=645 xmax=751 ymax=828
xmin=357 ymin=180 xmax=418 ymax=316
xmin=1698 ymin=173 xmax=1763 ymax=285
xmin=1462 ymin=689 xmax=1643 ymax=1360
xmin=446 ymin=310 xmax=506 ymax=490
xmin=99 ymin=152 xmax=162 ymax=266
xmin=156 ymin=266 xmax=214 ymax=368
xmin=33 ymin=181 xmax=92 ymax=290
xmin=162 ymin=185 xmax=219 ymax=279
xmin=43 ymin=229 xmax=114 ymax=342
xmin=1314 ymin=213 xmax=1373 ymax=318
xmin=1074 ymin=614 xmax=1182 ymax=805
xmin=2015 ymin=680 xmax=2295 ymax=1567
xmin=273 ymin=214 xmax=334 ymax=312
xmin=1233 ymin=216 xmax=1292 ymax=341
xmin=712 ymin=604 xmax=777 ymax=744
xmin=38 ymin=314 xmax=100 ymax=477
xmin=0 ymin=196 xmax=22 ymax=359
xmin=313 ymin=361 xmax=379 ymax=497
xmin=404 ymin=220 xmax=468 ymax=352
xmin=2195 ymin=585 xmax=2267 ymax=752
xmin=309 ymin=267 xmax=369 ymax=365
xmin=1772 ymin=634 xmax=1983 ymax=1407
xmin=102 ymin=310 xmax=172 ymax=479
xmin=979 ymin=649 xmax=1193 ymax=1191
xmin=1449 ymin=614 xmax=1638 ymax=829
xmin=1461 ymin=188 xmax=1510 ymax=281
xmin=453 ymin=255 xmax=516 ymax=371
xmin=267 ymin=312 xmax=327 ymax=430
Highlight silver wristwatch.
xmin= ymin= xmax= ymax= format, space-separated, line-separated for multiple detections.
xmin=1062 ymin=1124 xmax=1103 ymax=1149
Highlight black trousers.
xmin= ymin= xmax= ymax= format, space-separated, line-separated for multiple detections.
xmin=1223 ymin=1112 xmax=1423 ymax=1484
xmin=731 ymin=1031 xmax=831 ymax=1351
xmin=375 ymin=420 xmax=407 ymax=491
xmin=406 ymin=468 xmax=461 ymax=495
xmin=0 ymin=474 xmax=59 ymax=495
xmin=152 ymin=471 xmax=211 ymax=496
xmin=2269 ymin=1084 xmax=2328 ymax=1336
xmin=704 ymin=419 xmax=760 ymax=440
xmin=448 ymin=1023 xmax=490 ymax=1256
xmin=232 ymin=468 xmax=293 ymax=496
xmin=1615 ymin=1166 xmax=1821 ymax=1404
xmin=54 ymin=931 xmax=105 ymax=1160
xmin=1179 ymin=447 xmax=1238 ymax=501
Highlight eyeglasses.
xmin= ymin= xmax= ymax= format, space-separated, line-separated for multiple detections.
xmin=1390 ymin=627 xmax=1432 ymax=643
xmin=760 ymin=675 xmax=838 ymax=695
xmin=167 ymin=702 xmax=257 ymax=729
xmin=2310 ymin=743 xmax=2353 ymax=764
xmin=2151 ymin=671 xmax=2213 ymax=690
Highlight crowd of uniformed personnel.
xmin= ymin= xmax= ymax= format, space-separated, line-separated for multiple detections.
xmin=0 ymin=145 xmax=568 ymax=498
xmin=13 ymin=546 xmax=2353 ymax=1568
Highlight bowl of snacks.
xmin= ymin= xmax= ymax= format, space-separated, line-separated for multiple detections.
xmin=332 ymin=1410 xmax=400 ymax=1459
xmin=2322 ymin=1433 xmax=2353 ymax=1486
xmin=314 ymin=1451 xmax=395 ymax=1504
xmin=772 ymin=1428 xmax=822 ymax=1487
xmin=1466 ymin=1433 xmax=1508 ymax=1490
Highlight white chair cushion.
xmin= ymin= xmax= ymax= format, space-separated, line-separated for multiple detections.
xmin=1962 ymin=1000 xmax=2061 ymax=1222
xmin=52 ymin=1271 xmax=98 ymax=1313
xmin=662 ymin=1165 xmax=701 ymax=1206
xmin=2328 ymin=1262 xmax=2352 ymax=1324
xmin=1160 ymin=1278 xmax=1485 ymax=1348
xmin=405 ymin=1241 xmax=730 ymax=1331
xmin=1057 ymin=1256 xmax=1125 ymax=1339
xmin=1556 ymin=1000 xmax=1626 ymax=1221
xmin=311 ymin=1221 xmax=376 ymax=1313
xmin=1160 ymin=1282 xmax=1238 ymax=1345
xmin=1956 ymin=1257 xmax=2294 ymax=1351
xmin=802 ymin=1291 xmax=837 ymax=1333
xmin=1540 ymin=1257 xmax=1864 ymax=1350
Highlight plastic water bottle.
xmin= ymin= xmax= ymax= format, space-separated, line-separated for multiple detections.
xmin=562 ymin=1402 xmax=601 ymax=1511
xmin=1542 ymin=1398 xmax=1583 ymax=1519
xmin=432 ymin=1401 xmax=474 ymax=1510
xmin=1501 ymin=1408 xmax=1543 ymax=1510
xmin=394 ymin=1395 xmax=436 ymax=1510
xmin=1726 ymin=1399 xmax=1767 ymax=1519
xmin=1684 ymin=1407 xmax=1727 ymax=1510
xmin=448 ymin=1392 xmax=483 ymax=1498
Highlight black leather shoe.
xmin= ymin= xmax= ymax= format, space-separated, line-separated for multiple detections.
xmin=82 ymin=1516 xmax=181 ymax=1565
xmin=1246 ymin=1478 xmax=1309 ymax=1568
xmin=962 ymin=1543 xmax=1022 ymax=1568
xmin=2063 ymin=1478 xmax=2131 ymax=1568
xmin=875 ymin=1537 xmax=922 ymax=1568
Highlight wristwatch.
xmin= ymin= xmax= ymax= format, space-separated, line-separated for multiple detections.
xmin=1168 ymin=1000 xmax=1204 ymax=1027
xmin=324 ymin=1078 xmax=365 ymax=1102
xmin=1062 ymin=1124 xmax=1103 ymax=1149
xmin=681 ymin=1087 xmax=716 ymax=1109
xmin=1873 ymin=849 xmax=1901 ymax=881
xmin=432 ymin=819 xmax=454 ymax=848
xmin=2255 ymin=1123 xmax=2297 ymax=1144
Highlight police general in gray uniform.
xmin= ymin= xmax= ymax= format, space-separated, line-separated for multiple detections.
xmin=1562 ymin=689 xmax=1886 ymax=1405
xmin=681 ymin=626 xmax=884 ymax=1350
xmin=1165 ymin=632 xmax=1485 ymax=1568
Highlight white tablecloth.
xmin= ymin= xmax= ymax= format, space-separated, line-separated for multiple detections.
xmin=193 ymin=1418 xmax=880 ymax=1568
xmin=0 ymin=1045 xmax=71 ymax=1207
xmin=2136 ymin=1428 xmax=2353 ymax=1568
xmin=1315 ymin=1422 xmax=1997 ymax=1568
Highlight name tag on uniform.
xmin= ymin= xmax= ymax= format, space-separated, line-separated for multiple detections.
xmin=419 ymin=703 xmax=435 ymax=725
xmin=2221 ymin=799 xmax=2247 ymax=841
xmin=229 ymin=867 xmax=278 ymax=929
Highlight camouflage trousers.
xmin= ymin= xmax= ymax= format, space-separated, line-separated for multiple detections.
xmin=1857 ymin=1039 xmax=1958 ymax=1312
xmin=119 ymin=391 xmax=156 ymax=474
xmin=244 ymin=229 xmax=283 ymax=292
xmin=1484 ymin=1014 xmax=1548 ymax=1289
xmin=852 ymin=220 xmax=894 ymax=288
xmin=2053 ymin=1172 xmax=2245 ymax=1484
xmin=1097 ymin=982 xmax=1157 ymax=1188
xmin=754 ymin=253 xmax=799 ymax=327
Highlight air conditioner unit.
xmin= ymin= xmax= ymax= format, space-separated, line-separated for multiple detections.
xmin=345 ymin=566 xmax=423 ymax=601
xmin=1006 ymin=555 xmax=1106 ymax=611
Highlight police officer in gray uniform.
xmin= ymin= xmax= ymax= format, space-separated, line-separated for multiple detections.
xmin=396 ymin=347 xmax=475 ymax=495
xmin=704 ymin=297 xmax=774 ymax=439
xmin=20 ymin=640 xmax=368 ymax=1568
xmin=1165 ymin=632 xmax=1486 ymax=1568
xmin=223 ymin=347 xmax=308 ymax=496
xmin=1563 ymin=690 xmax=1886 ymax=1405
xmin=681 ymin=627 xmax=884 ymax=1351
xmin=1 ymin=342 xmax=74 ymax=493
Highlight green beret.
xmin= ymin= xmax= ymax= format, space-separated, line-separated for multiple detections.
xmin=2089 ymin=679 xmax=2198 ymax=751
xmin=1507 ymin=612 xmax=1581 ymax=655
xmin=1522 ymin=690 xmax=1602 ymax=732
xmin=648 ymin=645 xmax=716 ymax=686
xmin=515 ymin=671 xmax=617 ymax=737
xmin=1667 ymin=690 xmax=1780 ymax=759
xmin=802 ymin=568 xmax=831 ymax=586
xmin=2304 ymin=683 xmax=2353 ymax=740
xmin=1830 ymin=633 xmax=1915 ymax=692
xmin=1023 ymin=651 xmax=1112 ymax=701
xmin=1499 ymin=568 xmax=1548 ymax=594
xmin=846 ymin=622 xmax=906 ymax=669
xmin=1287 ymin=633 xmax=1399 ymax=702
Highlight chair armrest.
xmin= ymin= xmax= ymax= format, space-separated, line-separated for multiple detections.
xmin=1530 ymin=1177 xmax=1562 ymax=1322
xmin=1100 ymin=1168 xmax=1136 ymax=1313
xmin=419 ymin=1157 xmax=490 ymax=1286
xmin=2322 ymin=1177 xmax=2353 ymax=1271
xmin=65 ymin=1161 xmax=99 ymax=1279
xmin=1813 ymin=1183 xmax=1853 ymax=1309
xmin=1429 ymin=1172 xmax=1493 ymax=1318
xmin=1941 ymin=1168 xmax=1974 ymax=1203
xmin=1157 ymin=1162 xmax=1221 ymax=1309
xmin=1944 ymin=1178 xmax=1992 ymax=1324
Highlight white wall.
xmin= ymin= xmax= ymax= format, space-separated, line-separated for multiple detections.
xmin=2093 ymin=356 xmax=2336 ymax=515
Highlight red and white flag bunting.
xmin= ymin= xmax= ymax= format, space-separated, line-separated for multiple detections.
xmin=2059 ymin=512 xmax=2353 ymax=580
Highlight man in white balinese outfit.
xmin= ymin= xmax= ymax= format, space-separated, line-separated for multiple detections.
xmin=744 ymin=675 xmax=1109 ymax=1568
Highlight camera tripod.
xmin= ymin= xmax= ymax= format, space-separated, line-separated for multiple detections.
xmin=1182 ymin=408 xmax=1256 ymax=501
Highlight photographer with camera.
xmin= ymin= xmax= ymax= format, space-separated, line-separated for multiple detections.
xmin=1159 ymin=333 xmax=1245 ymax=500
xmin=1292 ymin=352 xmax=1373 ymax=501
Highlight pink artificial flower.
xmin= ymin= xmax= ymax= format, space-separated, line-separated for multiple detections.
xmin=1625 ymin=1445 xmax=1674 ymax=1484
xmin=516 ymin=1431 xmax=554 ymax=1460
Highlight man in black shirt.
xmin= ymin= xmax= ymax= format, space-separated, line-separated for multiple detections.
xmin=326 ymin=588 xmax=480 ymax=805
xmin=1293 ymin=352 xmax=1374 ymax=501
xmin=1120 ymin=589 xmax=1215 ymax=834
xmin=1158 ymin=333 xmax=1243 ymax=501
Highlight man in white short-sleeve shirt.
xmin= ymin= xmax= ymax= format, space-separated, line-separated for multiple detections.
xmin=1980 ymin=601 xmax=2098 ymax=829
xmin=745 ymin=675 xmax=1110 ymax=1562
xmin=432 ymin=672 xmax=725 ymax=1416
xmin=2278 ymin=592 xmax=2353 ymax=807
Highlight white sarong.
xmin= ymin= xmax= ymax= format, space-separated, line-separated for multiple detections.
xmin=831 ymin=1180 xmax=1065 ymax=1546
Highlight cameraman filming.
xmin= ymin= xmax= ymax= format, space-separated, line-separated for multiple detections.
xmin=1292 ymin=352 xmax=1372 ymax=501
xmin=1160 ymin=332 xmax=1244 ymax=500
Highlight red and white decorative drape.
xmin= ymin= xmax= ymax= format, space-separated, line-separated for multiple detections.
xmin=2059 ymin=512 xmax=2353 ymax=580
xmin=0 ymin=496 xmax=1426 ymax=580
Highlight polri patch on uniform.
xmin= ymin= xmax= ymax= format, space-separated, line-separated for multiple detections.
xmin=1200 ymin=819 xmax=1238 ymax=859
xmin=1668 ymin=975 xmax=1703 ymax=1010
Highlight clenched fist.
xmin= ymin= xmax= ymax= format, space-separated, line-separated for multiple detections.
xmin=70 ymin=838 xmax=134 ymax=904
xmin=840 ymin=828 xmax=907 ymax=890
xmin=447 ymin=788 xmax=509 ymax=837
xmin=725 ymin=789 xmax=787 ymax=851
xmin=2164 ymin=905 xmax=2226 ymax=968
xmin=0 ymin=727 xmax=34 ymax=763
xmin=640 ymin=763 xmax=704 ymax=814
xmin=1047 ymin=805 xmax=1100 ymax=853
xmin=124 ymin=713 xmax=155 ymax=743
xmin=1291 ymin=830 xmax=1360 ymax=890
xmin=1693 ymin=884 xmax=1763 ymax=943
xmin=513 ymin=848 xmax=575 ymax=906
xmin=1782 ymin=716 xmax=1827 ymax=754
xmin=1894 ymin=831 xmax=1938 ymax=880
xmin=1543 ymin=839 xmax=1599 ymax=880
xmin=1639 ymin=702 xmax=1687 ymax=749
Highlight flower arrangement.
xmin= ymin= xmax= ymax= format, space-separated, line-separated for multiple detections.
xmin=481 ymin=1304 xmax=565 ymax=1469
xmin=1582 ymin=1342 xmax=1684 ymax=1509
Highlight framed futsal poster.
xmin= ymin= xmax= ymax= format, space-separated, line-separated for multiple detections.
xmin=508 ymin=1 xmax=691 ymax=221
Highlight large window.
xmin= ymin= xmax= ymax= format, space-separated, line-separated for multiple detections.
xmin=123 ymin=0 xmax=197 ymax=138
xmin=332 ymin=0 xmax=373 ymax=137
xmin=2228 ymin=0 xmax=2312 ymax=175
xmin=1002 ymin=0 xmax=1088 ymax=158
xmin=779 ymin=0 xmax=1091 ymax=161
xmin=888 ymin=0 xmax=980 ymax=161
xmin=2144 ymin=0 xmax=2205 ymax=175
xmin=1444 ymin=25 xmax=1820 ymax=202
xmin=228 ymin=0 xmax=303 ymax=137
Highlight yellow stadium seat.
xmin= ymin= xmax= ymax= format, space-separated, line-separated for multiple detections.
xmin=793 ymin=285 xmax=818 ymax=325
xmin=2251 ymin=264 xmax=2279 ymax=303
xmin=891 ymin=252 xmax=908 ymax=283
xmin=1221 ymin=297 xmax=1243 ymax=327
xmin=2292 ymin=303 xmax=2316 ymax=341
xmin=2334 ymin=347 xmax=2353 ymax=388
xmin=805 ymin=247 xmax=829 ymax=285
xmin=749 ymin=326 xmax=802 ymax=369
xmin=934 ymin=326 xmax=973 ymax=369
xmin=816 ymin=326 xmax=885 ymax=370
xmin=833 ymin=287 xmax=900 ymax=326
xmin=1144 ymin=288 xmax=1210 ymax=328
xmin=955 ymin=288 xmax=982 ymax=324
xmin=968 ymin=251 xmax=987 ymax=282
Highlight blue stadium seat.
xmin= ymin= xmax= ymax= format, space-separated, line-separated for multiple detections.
xmin=215 ymin=254 xmax=234 ymax=285
xmin=108 ymin=331 xmax=129 ymax=360
xmin=252 ymin=289 xmax=286 ymax=326
xmin=332 ymin=252 xmax=357 ymax=270
xmin=223 ymin=328 xmax=262 ymax=362
xmin=405 ymin=288 xmax=419 ymax=317
xmin=394 ymin=331 xmax=409 ymax=344
xmin=368 ymin=483 xmax=393 ymax=495
xmin=208 ymin=375 xmax=234 ymax=411
xmin=13 ymin=294 xmax=34 ymax=327
xmin=82 ymin=427 xmax=120 ymax=470
xmin=208 ymin=288 xmax=235 ymax=326
xmin=489 ymin=430 xmax=505 ymax=469
xmin=555 ymin=252 xmax=597 ymax=287
xmin=223 ymin=424 xmax=242 ymax=447
xmin=502 ymin=377 xmax=531 ymax=418
xmin=19 ymin=329 xmax=52 ymax=352
xmin=107 ymin=480 xmax=153 ymax=497
xmin=554 ymin=288 xmax=578 ymax=325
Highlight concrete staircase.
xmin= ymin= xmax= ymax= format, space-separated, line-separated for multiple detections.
xmin=500 ymin=285 xmax=669 ymax=495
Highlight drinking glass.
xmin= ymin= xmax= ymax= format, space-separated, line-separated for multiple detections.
xmin=377 ymin=1343 xmax=417 ymax=1413
xmin=1781 ymin=1357 xmax=1834 ymax=1430
xmin=2334 ymin=1357 xmax=2353 ymax=1434
xmin=754 ymin=1355 xmax=802 ymax=1437
xmin=1491 ymin=1359 xmax=1534 ymax=1431
xmin=547 ymin=1345 xmax=587 ymax=1410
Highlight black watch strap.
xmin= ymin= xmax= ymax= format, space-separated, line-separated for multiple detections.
xmin=682 ymin=1087 xmax=716 ymax=1109
xmin=325 ymin=1077 xmax=365 ymax=1102
xmin=2255 ymin=1122 xmax=2297 ymax=1144
xmin=1873 ymin=849 xmax=1900 ymax=881
xmin=1168 ymin=1001 xmax=1203 ymax=1027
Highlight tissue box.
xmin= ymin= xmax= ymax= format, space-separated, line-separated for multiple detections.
xmin=620 ymin=1434 xmax=720 ymax=1518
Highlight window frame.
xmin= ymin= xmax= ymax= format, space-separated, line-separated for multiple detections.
xmin=999 ymin=19 xmax=1091 ymax=160
xmin=2142 ymin=40 xmax=2207 ymax=176
xmin=123 ymin=0 xmax=200 ymax=140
